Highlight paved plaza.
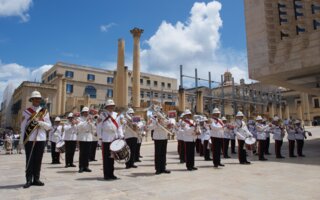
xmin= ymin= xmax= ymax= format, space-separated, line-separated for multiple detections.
xmin=0 ymin=126 xmax=319 ymax=200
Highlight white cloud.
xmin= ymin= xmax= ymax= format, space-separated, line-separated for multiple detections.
xmin=100 ymin=23 xmax=116 ymax=32
xmin=140 ymin=1 xmax=250 ymax=88
xmin=0 ymin=0 xmax=33 ymax=22
xmin=0 ymin=60 xmax=52 ymax=103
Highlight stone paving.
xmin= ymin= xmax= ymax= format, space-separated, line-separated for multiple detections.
xmin=0 ymin=126 xmax=319 ymax=200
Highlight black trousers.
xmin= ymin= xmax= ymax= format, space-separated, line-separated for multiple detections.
xmin=24 ymin=141 xmax=45 ymax=182
xmin=265 ymin=137 xmax=270 ymax=154
xmin=257 ymin=139 xmax=266 ymax=159
xmin=102 ymin=142 xmax=115 ymax=178
xmin=90 ymin=141 xmax=98 ymax=161
xmin=223 ymin=138 xmax=230 ymax=158
xmin=79 ymin=141 xmax=91 ymax=169
xmin=230 ymin=139 xmax=236 ymax=153
xmin=211 ymin=137 xmax=222 ymax=166
xmin=203 ymin=140 xmax=211 ymax=160
xmin=237 ymin=140 xmax=248 ymax=163
xmin=195 ymin=139 xmax=203 ymax=156
xmin=135 ymin=142 xmax=141 ymax=161
xmin=50 ymin=142 xmax=60 ymax=163
xmin=65 ymin=141 xmax=77 ymax=166
xmin=275 ymin=140 xmax=283 ymax=158
xmin=154 ymin=140 xmax=168 ymax=172
xmin=178 ymin=140 xmax=185 ymax=162
xmin=288 ymin=140 xmax=296 ymax=157
xmin=126 ymin=137 xmax=137 ymax=167
xmin=296 ymin=140 xmax=304 ymax=156
xmin=184 ymin=141 xmax=195 ymax=169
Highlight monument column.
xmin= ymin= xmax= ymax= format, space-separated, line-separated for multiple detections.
xmin=115 ymin=39 xmax=128 ymax=108
xmin=130 ymin=27 xmax=144 ymax=108
xmin=178 ymin=88 xmax=186 ymax=112
xmin=196 ymin=90 xmax=203 ymax=114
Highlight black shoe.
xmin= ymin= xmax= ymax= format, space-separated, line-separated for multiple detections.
xmin=289 ymin=155 xmax=297 ymax=158
xmin=135 ymin=160 xmax=142 ymax=162
xmin=192 ymin=167 xmax=198 ymax=170
xmin=180 ymin=160 xmax=185 ymax=163
xmin=162 ymin=170 xmax=171 ymax=174
xmin=23 ymin=181 xmax=32 ymax=189
xmin=131 ymin=165 xmax=138 ymax=168
xmin=187 ymin=168 xmax=193 ymax=171
xmin=110 ymin=175 xmax=118 ymax=180
xmin=259 ymin=158 xmax=268 ymax=161
xmin=32 ymin=180 xmax=44 ymax=186
xmin=65 ymin=165 xmax=69 ymax=168
xmin=265 ymin=153 xmax=271 ymax=155
xmin=139 ymin=156 xmax=143 ymax=158
xmin=276 ymin=156 xmax=285 ymax=159
xmin=224 ymin=156 xmax=231 ymax=159
xmin=155 ymin=171 xmax=162 ymax=175
xmin=218 ymin=164 xmax=225 ymax=167
xmin=239 ymin=162 xmax=246 ymax=165
xmin=205 ymin=158 xmax=212 ymax=161
xmin=70 ymin=164 xmax=76 ymax=167
xmin=84 ymin=168 xmax=92 ymax=172
xmin=298 ymin=155 xmax=305 ymax=157
xmin=213 ymin=165 xmax=219 ymax=168
xmin=125 ymin=165 xmax=131 ymax=169
xmin=231 ymin=152 xmax=237 ymax=154
xmin=245 ymin=161 xmax=251 ymax=164
xmin=78 ymin=168 xmax=84 ymax=173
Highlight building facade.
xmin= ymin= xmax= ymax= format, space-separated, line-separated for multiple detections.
xmin=41 ymin=62 xmax=178 ymax=115
xmin=244 ymin=0 xmax=320 ymax=95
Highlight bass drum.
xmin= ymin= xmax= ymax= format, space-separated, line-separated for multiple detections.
xmin=110 ymin=139 xmax=131 ymax=164
xmin=55 ymin=141 xmax=65 ymax=153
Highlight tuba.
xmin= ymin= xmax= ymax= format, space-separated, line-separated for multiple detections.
xmin=147 ymin=104 xmax=175 ymax=136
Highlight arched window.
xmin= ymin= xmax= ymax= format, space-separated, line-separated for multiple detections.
xmin=84 ymin=86 xmax=96 ymax=99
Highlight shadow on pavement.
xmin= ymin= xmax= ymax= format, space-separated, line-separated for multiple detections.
xmin=0 ymin=184 xmax=24 ymax=190
xmin=127 ymin=172 xmax=156 ymax=177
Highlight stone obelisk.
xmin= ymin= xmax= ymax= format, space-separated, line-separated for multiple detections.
xmin=130 ymin=27 xmax=144 ymax=108
xmin=115 ymin=38 xmax=128 ymax=108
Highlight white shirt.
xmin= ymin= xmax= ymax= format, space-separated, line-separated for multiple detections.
xmin=49 ymin=125 xmax=63 ymax=143
xmin=96 ymin=111 xmax=123 ymax=142
xmin=20 ymin=106 xmax=51 ymax=143
xmin=123 ymin=118 xmax=139 ymax=139
xmin=201 ymin=126 xmax=211 ymax=142
xmin=77 ymin=116 xmax=94 ymax=142
xmin=148 ymin=119 xmax=168 ymax=140
xmin=286 ymin=125 xmax=296 ymax=140
xmin=210 ymin=118 xmax=224 ymax=138
xmin=234 ymin=120 xmax=253 ymax=140
xmin=181 ymin=119 xmax=196 ymax=142
xmin=270 ymin=125 xmax=285 ymax=141
xmin=295 ymin=126 xmax=305 ymax=140
xmin=223 ymin=125 xmax=233 ymax=139
xmin=63 ymin=122 xmax=77 ymax=141
xmin=255 ymin=123 xmax=268 ymax=140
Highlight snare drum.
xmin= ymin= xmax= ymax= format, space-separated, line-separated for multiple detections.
xmin=245 ymin=137 xmax=256 ymax=151
xmin=55 ymin=141 xmax=65 ymax=153
xmin=110 ymin=139 xmax=130 ymax=163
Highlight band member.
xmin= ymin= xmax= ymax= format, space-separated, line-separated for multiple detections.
xmin=63 ymin=113 xmax=78 ymax=167
xmin=234 ymin=111 xmax=253 ymax=164
xmin=97 ymin=99 xmax=123 ymax=180
xmin=201 ymin=117 xmax=212 ymax=161
xmin=270 ymin=116 xmax=285 ymax=159
xmin=176 ymin=114 xmax=185 ymax=163
xmin=181 ymin=109 xmax=198 ymax=171
xmin=255 ymin=115 xmax=268 ymax=161
xmin=135 ymin=130 xmax=143 ymax=162
xmin=19 ymin=91 xmax=52 ymax=188
xmin=222 ymin=116 xmax=232 ymax=159
xmin=90 ymin=114 xmax=99 ymax=162
xmin=49 ymin=117 xmax=62 ymax=164
xmin=77 ymin=107 xmax=94 ymax=173
xmin=263 ymin=118 xmax=271 ymax=155
xmin=5 ymin=130 xmax=13 ymax=154
xmin=286 ymin=120 xmax=297 ymax=157
xmin=148 ymin=113 xmax=172 ymax=175
xmin=124 ymin=108 xmax=138 ymax=169
xmin=210 ymin=108 xmax=225 ymax=168
xmin=230 ymin=126 xmax=237 ymax=154
xmin=295 ymin=120 xmax=309 ymax=157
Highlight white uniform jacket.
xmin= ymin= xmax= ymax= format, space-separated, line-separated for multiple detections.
xmin=49 ymin=125 xmax=63 ymax=143
xmin=96 ymin=111 xmax=123 ymax=142
xmin=270 ymin=125 xmax=285 ymax=141
xmin=181 ymin=119 xmax=196 ymax=142
xmin=255 ymin=123 xmax=268 ymax=140
xmin=148 ymin=118 xmax=168 ymax=140
xmin=77 ymin=116 xmax=94 ymax=142
xmin=295 ymin=126 xmax=305 ymax=140
xmin=234 ymin=120 xmax=253 ymax=141
xmin=63 ymin=122 xmax=77 ymax=141
xmin=286 ymin=126 xmax=296 ymax=141
xmin=20 ymin=106 xmax=52 ymax=143
xmin=210 ymin=118 xmax=224 ymax=138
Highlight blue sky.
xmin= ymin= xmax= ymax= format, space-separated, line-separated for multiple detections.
xmin=0 ymin=0 xmax=248 ymax=102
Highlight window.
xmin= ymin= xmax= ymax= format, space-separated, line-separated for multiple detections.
xmin=42 ymin=80 xmax=45 ymax=83
xmin=162 ymin=93 xmax=166 ymax=99
xmin=314 ymin=98 xmax=320 ymax=108
xmin=140 ymin=91 xmax=144 ymax=98
xmin=168 ymin=94 xmax=172 ymax=99
xmin=154 ymin=81 xmax=158 ymax=87
xmin=146 ymin=92 xmax=151 ymax=97
xmin=154 ymin=92 xmax=158 ymax=98
xmin=107 ymin=77 xmax=113 ymax=84
xmin=107 ymin=89 xmax=113 ymax=98
xmin=167 ymin=83 xmax=171 ymax=89
xmin=53 ymin=71 xmax=57 ymax=77
xmin=84 ymin=85 xmax=96 ymax=98
xmin=140 ymin=79 xmax=143 ymax=85
xmin=296 ymin=26 xmax=306 ymax=34
xmin=161 ymin=82 xmax=165 ymax=88
xmin=147 ymin=80 xmax=151 ymax=86
xmin=87 ymin=74 xmax=95 ymax=81
xmin=313 ymin=20 xmax=320 ymax=30
xmin=65 ymin=71 xmax=74 ymax=78
xmin=312 ymin=4 xmax=320 ymax=14
xmin=66 ymin=84 xmax=73 ymax=94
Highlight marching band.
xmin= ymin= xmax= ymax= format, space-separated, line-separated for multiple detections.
xmin=19 ymin=90 xmax=314 ymax=188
